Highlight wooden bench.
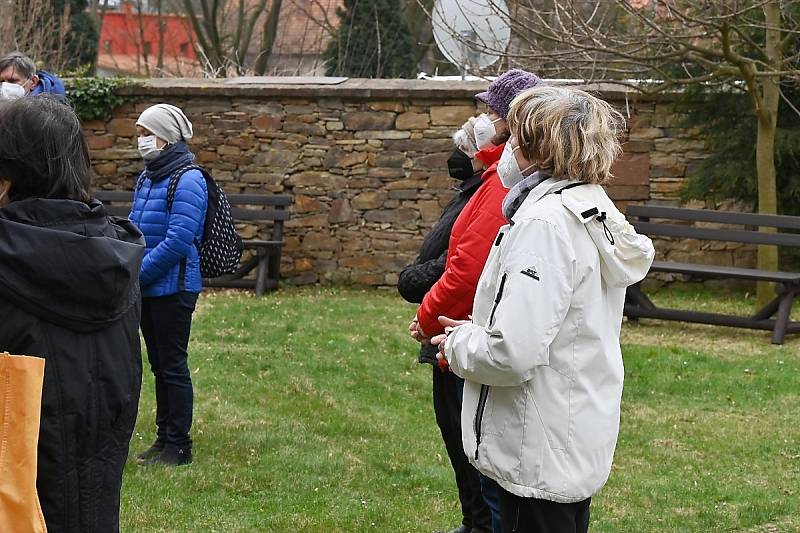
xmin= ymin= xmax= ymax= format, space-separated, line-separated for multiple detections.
xmin=625 ymin=204 xmax=800 ymax=344
xmin=95 ymin=190 xmax=292 ymax=296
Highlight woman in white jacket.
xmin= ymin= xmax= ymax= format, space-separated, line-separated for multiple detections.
xmin=433 ymin=86 xmax=655 ymax=533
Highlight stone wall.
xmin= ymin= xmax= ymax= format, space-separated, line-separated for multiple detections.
xmin=85 ymin=78 xmax=729 ymax=286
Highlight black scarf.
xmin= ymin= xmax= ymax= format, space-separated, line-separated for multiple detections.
xmin=142 ymin=142 xmax=195 ymax=183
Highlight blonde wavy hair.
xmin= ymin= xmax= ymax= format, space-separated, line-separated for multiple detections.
xmin=507 ymin=86 xmax=625 ymax=184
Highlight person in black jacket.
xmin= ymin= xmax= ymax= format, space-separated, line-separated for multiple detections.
xmin=398 ymin=119 xmax=492 ymax=533
xmin=0 ymin=96 xmax=145 ymax=533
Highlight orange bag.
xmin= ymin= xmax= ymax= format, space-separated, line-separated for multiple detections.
xmin=0 ymin=352 xmax=47 ymax=533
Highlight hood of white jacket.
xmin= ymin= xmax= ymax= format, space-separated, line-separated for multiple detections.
xmin=557 ymin=183 xmax=655 ymax=288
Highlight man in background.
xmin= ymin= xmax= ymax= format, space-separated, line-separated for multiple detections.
xmin=0 ymin=52 xmax=66 ymax=99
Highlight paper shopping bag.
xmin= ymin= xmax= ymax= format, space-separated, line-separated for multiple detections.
xmin=0 ymin=352 xmax=47 ymax=533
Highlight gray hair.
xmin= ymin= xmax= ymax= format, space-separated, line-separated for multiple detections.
xmin=0 ymin=52 xmax=37 ymax=79
xmin=452 ymin=116 xmax=479 ymax=158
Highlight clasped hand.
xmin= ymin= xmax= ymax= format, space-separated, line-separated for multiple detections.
xmin=408 ymin=315 xmax=471 ymax=365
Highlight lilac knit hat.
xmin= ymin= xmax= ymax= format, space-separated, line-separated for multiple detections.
xmin=475 ymin=69 xmax=545 ymax=119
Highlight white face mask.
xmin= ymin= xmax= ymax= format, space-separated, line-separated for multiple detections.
xmin=473 ymin=113 xmax=502 ymax=150
xmin=497 ymin=141 xmax=536 ymax=188
xmin=0 ymin=82 xmax=25 ymax=101
xmin=138 ymin=135 xmax=162 ymax=161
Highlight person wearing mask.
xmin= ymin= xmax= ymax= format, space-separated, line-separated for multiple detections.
xmin=0 ymin=52 xmax=66 ymax=99
xmin=0 ymin=96 xmax=145 ymax=532
xmin=129 ymin=104 xmax=208 ymax=466
xmin=411 ymin=69 xmax=545 ymax=533
xmin=433 ymin=86 xmax=655 ymax=533
xmin=398 ymin=118 xmax=492 ymax=533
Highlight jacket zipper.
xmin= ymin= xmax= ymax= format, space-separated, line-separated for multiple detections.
xmin=488 ymin=272 xmax=508 ymax=327
xmin=475 ymin=271 xmax=507 ymax=459
xmin=474 ymin=384 xmax=490 ymax=460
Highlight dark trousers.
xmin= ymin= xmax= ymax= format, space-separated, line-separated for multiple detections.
xmin=480 ymin=473 xmax=503 ymax=533
xmin=433 ymin=366 xmax=492 ymax=531
xmin=140 ymin=291 xmax=198 ymax=450
xmin=497 ymin=485 xmax=590 ymax=533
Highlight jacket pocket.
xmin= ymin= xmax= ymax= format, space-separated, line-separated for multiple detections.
xmin=531 ymin=369 xmax=572 ymax=451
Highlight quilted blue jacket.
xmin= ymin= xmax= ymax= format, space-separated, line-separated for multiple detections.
xmin=129 ymin=169 xmax=207 ymax=297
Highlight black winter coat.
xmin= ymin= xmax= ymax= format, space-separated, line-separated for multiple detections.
xmin=398 ymin=172 xmax=483 ymax=364
xmin=0 ymin=198 xmax=145 ymax=533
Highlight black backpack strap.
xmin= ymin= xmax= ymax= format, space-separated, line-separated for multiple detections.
xmin=165 ymin=164 xmax=207 ymax=289
xmin=166 ymin=164 xmax=206 ymax=212
xmin=135 ymin=171 xmax=147 ymax=191
xmin=554 ymin=182 xmax=588 ymax=194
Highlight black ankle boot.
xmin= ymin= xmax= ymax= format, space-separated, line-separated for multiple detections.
xmin=135 ymin=440 xmax=165 ymax=463
xmin=434 ymin=524 xmax=471 ymax=533
xmin=141 ymin=444 xmax=192 ymax=466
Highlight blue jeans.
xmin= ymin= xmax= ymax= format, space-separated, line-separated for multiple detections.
xmin=140 ymin=291 xmax=198 ymax=450
xmin=456 ymin=379 xmax=503 ymax=533
xmin=440 ymin=371 xmax=491 ymax=530
xmin=480 ymin=474 xmax=503 ymax=533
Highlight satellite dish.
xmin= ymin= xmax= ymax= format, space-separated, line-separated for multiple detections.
xmin=431 ymin=0 xmax=511 ymax=79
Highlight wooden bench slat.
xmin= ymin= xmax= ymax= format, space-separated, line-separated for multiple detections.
xmin=96 ymin=192 xmax=293 ymax=207
xmin=627 ymin=205 xmax=800 ymax=230
xmin=624 ymin=304 xmax=800 ymax=334
xmin=95 ymin=191 xmax=132 ymax=202
xmin=242 ymin=240 xmax=284 ymax=247
xmin=227 ymin=194 xmax=292 ymax=206
xmin=231 ymin=209 xmax=290 ymax=221
xmin=96 ymin=193 xmax=293 ymax=204
xmin=97 ymin=195 xmax=291 ymax=221
xmin=631 ymin=221 xmax=800 ymax=247
xmin=650 ymin=261 xmax=800 ymax=283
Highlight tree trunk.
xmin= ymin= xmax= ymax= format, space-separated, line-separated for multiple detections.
xmin=157 ymin=0 xmax=165 ymax=74
xmin=254 ymin=0 xmax=282 ymax=75
xmin=136 ymin=0 xmax=150 ymax=76
xmin=755 ymin=1 xmax=781 ymax=307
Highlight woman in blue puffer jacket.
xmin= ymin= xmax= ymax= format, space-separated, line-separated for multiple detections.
xmin=129 ymin=103 xmax=208 ymax=466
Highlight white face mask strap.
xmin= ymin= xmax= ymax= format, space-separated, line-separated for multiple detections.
xmin=511 ymin=146 xmax=536 ymax=175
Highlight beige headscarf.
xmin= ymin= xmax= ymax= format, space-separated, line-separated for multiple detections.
xmin=136 ymin=104 xmax=193 ymax=144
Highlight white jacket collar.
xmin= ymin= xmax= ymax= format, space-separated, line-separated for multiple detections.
xmin=507 ymin=177 xmax=576 ymax=224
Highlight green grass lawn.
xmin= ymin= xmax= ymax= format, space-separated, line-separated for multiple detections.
xmin=121 ymin=285 xmax=800 ymax=532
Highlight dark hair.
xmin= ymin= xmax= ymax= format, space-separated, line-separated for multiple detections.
xmin=0 ymin=95 xmax=91 ymax=202
xmin=0 ymin=52 xmax=37 ymax=80
xmin=490 ymin=129 xmax=511 ymax=147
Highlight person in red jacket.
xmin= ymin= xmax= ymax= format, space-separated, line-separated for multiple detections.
xmin=410 ymin=69 xmax=545 ymax=533
xmin=413 ymin=69 xmax=545 ymax=340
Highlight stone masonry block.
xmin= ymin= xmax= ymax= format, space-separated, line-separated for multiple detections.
xmin=430 ymin=106 xmax=476 ymax=126
xmin=396 ymin=112 xmax=430 ymax=130
xmin=342 ymin=111 xmax=396 ymax=130
xmin=352 ymin=191 xmax=387 ymax=210
xmin=108 ymin=118 xmax=136 ymax=137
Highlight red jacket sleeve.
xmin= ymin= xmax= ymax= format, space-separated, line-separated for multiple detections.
xmin=417 ymin=176 xmax=508 ymax=336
